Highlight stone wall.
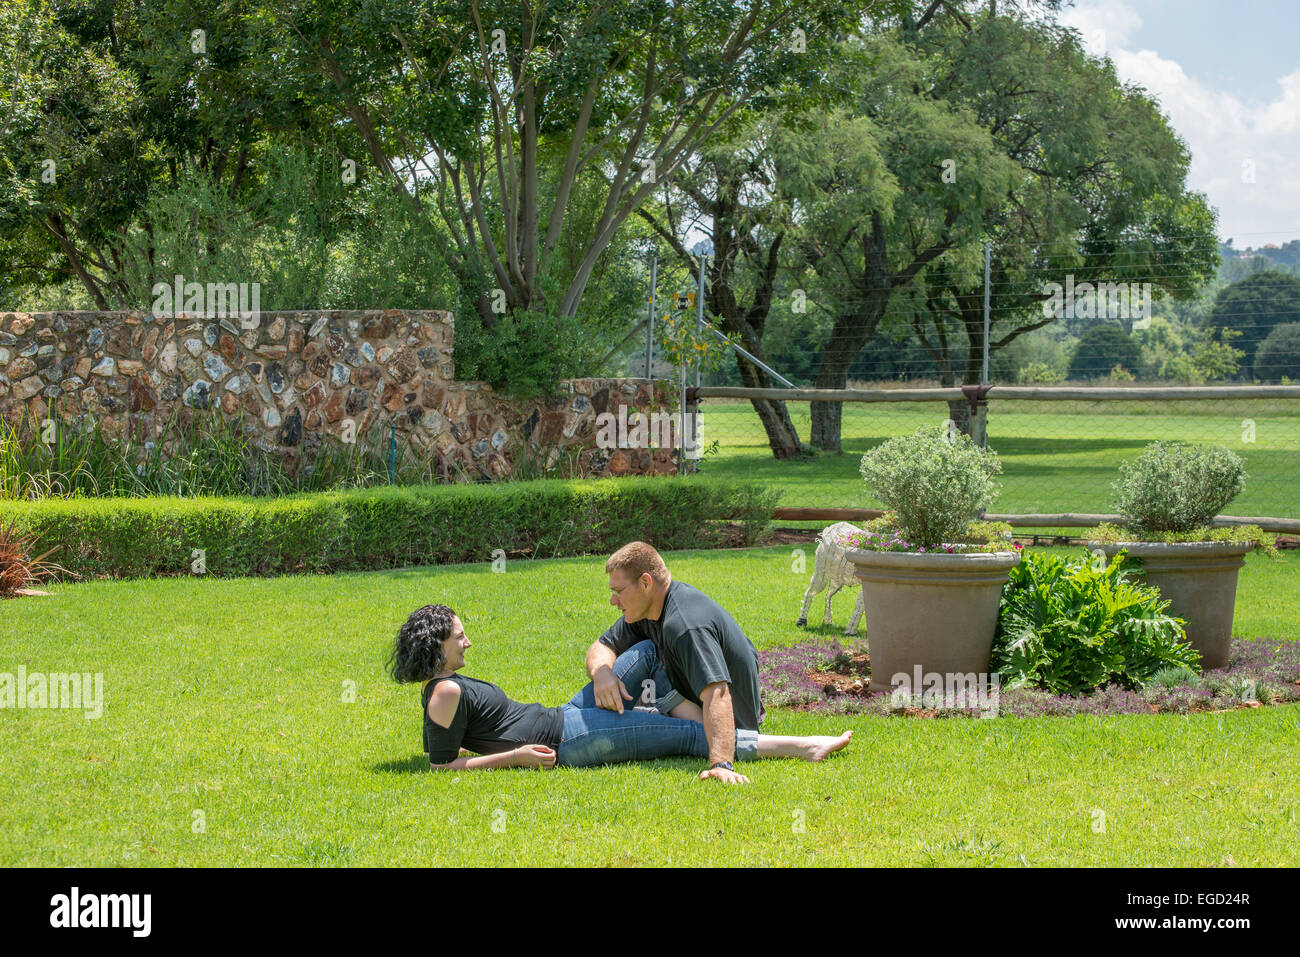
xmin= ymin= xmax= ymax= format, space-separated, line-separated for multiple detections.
xmin=0 ymin=310 xmax=680 ymax=480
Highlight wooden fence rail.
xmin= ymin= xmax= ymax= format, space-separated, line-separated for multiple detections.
xmin=699 ymin=385 xmax=1300 ymax=403
xmin=771 ymin=507 xmax=1300 ymax=535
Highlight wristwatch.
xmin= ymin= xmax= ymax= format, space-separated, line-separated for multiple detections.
xmin=710 ymin=761 xmax=734 ymax=771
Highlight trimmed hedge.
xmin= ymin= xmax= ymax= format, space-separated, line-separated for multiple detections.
xmin=2 ymin=477 xmax=779 ymax=581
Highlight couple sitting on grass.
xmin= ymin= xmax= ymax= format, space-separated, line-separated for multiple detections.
xmin=389 ymin=541 xmax=852 ymax=785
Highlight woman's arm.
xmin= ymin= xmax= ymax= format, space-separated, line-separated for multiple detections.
xmin=431 ymin=744 xmax=555 ymax=772
xmin=431 ymin=750 xmax=518 ymax=771
xmin=426 ymin=682 xmax=556 ymax=770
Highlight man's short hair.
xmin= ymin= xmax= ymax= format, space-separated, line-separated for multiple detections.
xmin=606 ymin=541 xmax=669 ymax=585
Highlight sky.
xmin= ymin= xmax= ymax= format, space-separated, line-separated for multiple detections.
xmin=1058 ymin=0 xmax=1300 ymax=247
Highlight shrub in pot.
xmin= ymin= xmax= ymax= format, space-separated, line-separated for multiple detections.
xmin=844 ymin=426 xmax=1022 ymax=693
xmin=992 ymin=549 xmax=1199 ymax=695
xmin=1088 ymin=441 xmax=1277 ymax=670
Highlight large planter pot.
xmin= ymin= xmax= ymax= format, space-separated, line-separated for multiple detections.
xmin=1089 ymin=540 xmax=1251 ymax=670
xmin=845 ymin=548 xmax=1022 ymax=693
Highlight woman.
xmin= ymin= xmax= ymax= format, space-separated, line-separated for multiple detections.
xmin=389 ymin=604 xmax=852 ymax=776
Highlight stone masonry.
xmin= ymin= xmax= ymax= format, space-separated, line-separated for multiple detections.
xmin=0 ymin=310 xmax=680 ymax=480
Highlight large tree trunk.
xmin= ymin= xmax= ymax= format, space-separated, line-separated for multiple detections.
xmin=945 ymin=291 xmax=988 ymax=436
xmin=756 ymin=398 xmax=806 ymax=458
xmin=809 ymin=214 xmax=892 ymax=452
xmin=698 ymin=192 xmax=809 ymax=460
xmin=734 ymin=350 xmax=808 ymax=458
xmin=810 ymin=305 xmax=891 ymax=450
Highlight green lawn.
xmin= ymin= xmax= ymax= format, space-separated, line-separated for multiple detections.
xmin=2 ymin=545 xmax=1297 ymax=866
xmin=694 ymin=398 xmax=1300 ymax=520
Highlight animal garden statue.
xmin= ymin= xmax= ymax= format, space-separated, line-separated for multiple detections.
xmin=796 ymin=521 xmax=865 ymax=636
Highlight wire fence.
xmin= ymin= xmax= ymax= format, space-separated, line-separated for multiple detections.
xmin=676 ymin=386 xmax=1300 ymax=525
xmin=621 ymin=231 xmax=1300 ymax=524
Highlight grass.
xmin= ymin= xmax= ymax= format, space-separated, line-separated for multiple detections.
xmin=693 ymin=398 xmax=1300 ymax=521
xmin=2 ymin=544 xmax=1297 ymax=866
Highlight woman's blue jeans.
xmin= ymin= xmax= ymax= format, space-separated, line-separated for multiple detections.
xmin=554 ymin=640 xmax=759 ymax=768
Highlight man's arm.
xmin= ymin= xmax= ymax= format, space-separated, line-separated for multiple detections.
xmin=698 ymin=682 xmax=749 ymax=785
xmin=585 ymin=622 xmax=638 ymax=712
xmin=669 ymin=627 xmax=747 ymax=782
xmin=585 ymin=639 xmax=634 ymax=713
xmin=585 ymin=639 xmax=617 ymax=681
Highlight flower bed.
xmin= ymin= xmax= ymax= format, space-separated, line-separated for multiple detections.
xmin=758 ymin=637 xmax=1300 ymax=719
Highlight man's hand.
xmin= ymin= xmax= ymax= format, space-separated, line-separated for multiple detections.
xmin=698 ymin=766 xmax=750 ymax=785
xmin=513 ymin=745 xmax=556 ymax=769
xmin=592 ymin=665 xmax=634 ymax=714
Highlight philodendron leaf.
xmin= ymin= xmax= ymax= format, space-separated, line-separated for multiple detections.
xmin=990 ymin=548 xmax=1200 ymax=694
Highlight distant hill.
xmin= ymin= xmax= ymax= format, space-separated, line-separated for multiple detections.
xmin=1220 ymin=239 xmax=1300 ymax=273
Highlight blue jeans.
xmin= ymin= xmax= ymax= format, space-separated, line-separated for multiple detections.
xmin=555 ymin=640 xmax=759 ymax=768
xmin=563 ymin=638 xmax=684 ymax=714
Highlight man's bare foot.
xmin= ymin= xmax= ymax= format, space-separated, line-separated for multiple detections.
xmin=802 ymin=730 xmax=853 ymax=762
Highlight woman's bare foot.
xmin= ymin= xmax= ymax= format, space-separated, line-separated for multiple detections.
xmin=801 ymin=730 xmax=853 ymax=762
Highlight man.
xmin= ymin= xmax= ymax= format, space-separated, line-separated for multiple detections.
xmin=584 ymin=541 xmax=766 ymax=785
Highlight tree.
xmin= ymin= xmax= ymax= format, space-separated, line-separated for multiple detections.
xmin=1068 ymin=324 xmax=1140 ymax=381
xmin=637 ymin=114 xmax=812 ymax=459
xmin=777 ymin=34 xmax=1013 ymax=450
xmin=1207 ymin=271 xmax=1300 ymax=371
xmin=0 ymin=0 xmax=333 ymax=308
xmin=1254 ymin=323 xmax=1300 ymax=383
xmin=271 ymin=0 xmax=903 ymax=333
xmin=896 ymin=9 xmax=1218 ymax=429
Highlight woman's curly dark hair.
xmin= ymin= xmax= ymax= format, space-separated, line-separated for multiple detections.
xmin=389 ymin=604 xmax=457 ymax=684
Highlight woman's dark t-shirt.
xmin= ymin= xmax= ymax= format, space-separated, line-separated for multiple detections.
xmin=422 ymin=673 xmax=565 ymax=764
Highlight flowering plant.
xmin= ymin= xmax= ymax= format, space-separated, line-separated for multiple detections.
xmin=655 ymin=305 xmax=741 ymax=375
xmin=843 ymin=512 xmax=1022 ymax=554
xmin=844 ymin=528 xmax=1023 ymax=554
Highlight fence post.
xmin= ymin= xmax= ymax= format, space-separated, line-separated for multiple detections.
xmin=678 ymin=362 xmax=686 ymax=475
xmin=646 ymin=250 xmax=657 ymax=379
xmin=687 ymin=240 xmax=713 ymax=473
xmin=974 ymin=241 xmax=992 ymax=448
xmin=690 ymin=246 xmax=709 ymax=472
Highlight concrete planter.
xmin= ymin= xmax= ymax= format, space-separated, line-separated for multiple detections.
xmin=1089 ymin=540 xmax=1251 ymax=670
xmin=846 ymin=548 xmax=1022 ymax=693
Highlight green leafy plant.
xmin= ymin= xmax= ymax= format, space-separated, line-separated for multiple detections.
xmin=1147 ymin=664 xmax=1201 ymax=689
xmin=992 ymin=549 xmax=1200 ymax=695
xmin=656 ymin=306 xmax=741 ymax=376
xmin=459 ymin=304 xmax=584 ymax=401
xmin=1090 ymin=521 xmax=1279 ymax=558
xmin=1016 ymin=361 xmax=1065 ymax=384
xmin=1112 ymin=441 xmax=1245 ymax=534
xmin=857 ymin=426 xmax=1002 ymax=548
xmin=2 ymin=477 xmax=779 ymax=580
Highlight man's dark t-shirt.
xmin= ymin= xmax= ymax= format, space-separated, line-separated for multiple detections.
xmin=421 ymin=673 xmax=564 ymax=764
xmin=598 ymin=579 xmax=765 ymax=730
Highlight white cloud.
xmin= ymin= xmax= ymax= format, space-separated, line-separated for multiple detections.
xmin=1257 ymin=70 xmax=1300 ymax=136
xmin=1061 ymin=0 xmax=1300 ymax=242
xmin=1060 ymin=0 xmax=1142 ymax=56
